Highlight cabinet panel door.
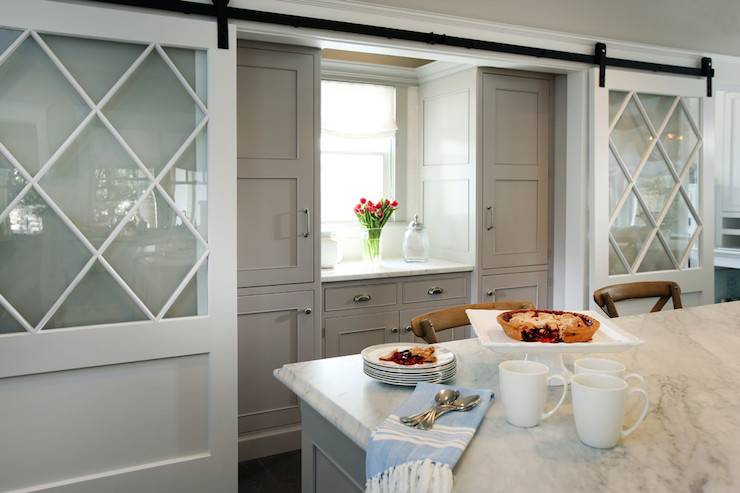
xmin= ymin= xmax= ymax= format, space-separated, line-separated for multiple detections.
xmin=237 ymin=45 xmax=316 ymax=287
xmin=480 ymin=271 xmax=548 ymax=308
xmin=324 ymin=312 xmax=399 ymax=358
xmin=481 ymin=74 xmax=550 ymax=269
xmin=237 ymin=291 xmax=314 ymax=435
xmin=399 ymin=306 xmax=468 ymax=344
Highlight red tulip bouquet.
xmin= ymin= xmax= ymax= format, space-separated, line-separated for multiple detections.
xmin=354 ymin=197 xmax=398 ymax=263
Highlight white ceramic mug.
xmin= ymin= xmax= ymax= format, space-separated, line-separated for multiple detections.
xmin=571 ymin=373 xmax=649 ymax=448
xmin=574 ymin=357 xmax=645 ymax=387
xmin=499 ymin=360 xmax=568 ymax=428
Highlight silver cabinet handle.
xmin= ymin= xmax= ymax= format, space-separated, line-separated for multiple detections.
xmin=427 ymin=286 xmax=444 ymax=295
xmin=404 ymin=325 xmax=413 ymax=332
xmin=353 ymin=293 xmax=371 ymax=303
xmin=486 ymin=290 xmax=494 ymax=297
xmin=302 ymin=208 xmax=311 ymax=238
xmin=486 ymin=206 xmax=494 ymax=231
xmin=303 ymin=308 xmax=312 ymax=315
xmin=390 ymin=327 xmax=399 ymax=334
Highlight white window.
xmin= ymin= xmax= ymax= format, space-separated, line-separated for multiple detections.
xmin=321 ymin=80 xmax=396 ymax=223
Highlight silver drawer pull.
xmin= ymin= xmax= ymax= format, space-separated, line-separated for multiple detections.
xmin=390 ymin=327 xmax=399 ymax=334
xmin=353 ymin=293 xmax=372 ymax=303
xmin=404 ymin=325 xmax=413 ymax=332
xmin=486 ymin=290 xmax=494 ymax=297
xmin=427 ymin=286 xmax=444 ymax=295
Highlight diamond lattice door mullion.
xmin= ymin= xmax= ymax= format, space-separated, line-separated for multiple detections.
xmin=608 ymin=88 xmax=703 ymax=275
xmin=10 ymin=33 xmax=159 ymax=330
xmin=0 ymin=28 xmax=211 ymax=335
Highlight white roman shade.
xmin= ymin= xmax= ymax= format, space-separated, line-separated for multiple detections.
xmin=321 ymin=80 xmax=397 ymax=138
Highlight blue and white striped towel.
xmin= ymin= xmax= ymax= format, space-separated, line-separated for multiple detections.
xmin=366 ymin=383 xmax=494 ymax=493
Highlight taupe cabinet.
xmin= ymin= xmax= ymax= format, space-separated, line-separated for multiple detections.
xmin=237 ymin=43 xmax=317 ymax=288
xmin=238 ymin=291 xmax=314 ymax=459
xmin=478 ymin=70 xmax=552 ymax=306
xmin=481 ymin=73 xmax=550 ymax=269
xmin=236 ymin=41 xmax=320 ymax=461
xmin=322 ymin=272 xmax=472 ymax=357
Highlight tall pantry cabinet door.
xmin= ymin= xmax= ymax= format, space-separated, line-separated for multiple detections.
xmin=481 ymin=74 xmax=550 ymax=269
xmin=238 ymin=291 xmax=314 ymax=459
xmin=237 ymin=44 xmax=317 ymax=287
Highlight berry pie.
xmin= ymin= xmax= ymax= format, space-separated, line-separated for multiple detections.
xmin=497 ymin=310 xmax=600 ymax=343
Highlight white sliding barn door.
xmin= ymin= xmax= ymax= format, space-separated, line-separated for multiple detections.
xmin=0 ymin=1 xmax=237 ymax=492
xmin=591 ymin=68 xmax=714 ymax=310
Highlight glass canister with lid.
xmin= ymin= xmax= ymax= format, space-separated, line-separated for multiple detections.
xmin=402 ymin=214 xmax=430 ymax=262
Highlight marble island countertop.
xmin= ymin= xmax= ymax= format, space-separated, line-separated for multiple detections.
xmin=320 ymin=258 xmax=474 ymax=282
xmin=275 ymin=302 xmax=740 ymax=492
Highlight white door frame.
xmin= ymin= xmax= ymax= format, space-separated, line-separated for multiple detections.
xmin=590 ymin=67 xmax=715 ymax=307
xmin=0 ymin=1 xmax=237 ymax=492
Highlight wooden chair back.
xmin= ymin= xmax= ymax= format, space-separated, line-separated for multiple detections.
xmin=410 ymin=300 xmax=536 ymax=344
xmin=593 ymin=281 xmax=683 ymax=318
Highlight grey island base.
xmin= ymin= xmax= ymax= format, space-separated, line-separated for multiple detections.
xmin=275 ymin=301 xmax=740 ymax=492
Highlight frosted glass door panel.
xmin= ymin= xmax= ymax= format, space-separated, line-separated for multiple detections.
xmin=39 ymin=116 xmax=149 ymax=247
xmin=104 ymin=188 xmax=205 ymax=316
xmin=0 ymin=35 xmax=89 ymax=175
xmin=608 ymin=91 xmax=702 ymax=274
xmin=0 ymin=189 xmax=90 ymax=327
xmin=0 ymin=30 xmax=209 ymax=333
xmin=104 ymin=50 xmax=206 ymax=176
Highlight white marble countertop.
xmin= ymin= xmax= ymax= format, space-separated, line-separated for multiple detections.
xmin=275 ymin=302 xmax=740 ymax=492
xmin=320 ymin=258 xmax=474 ymax=283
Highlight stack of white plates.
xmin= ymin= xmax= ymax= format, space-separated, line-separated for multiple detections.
xmin=361 ymin=343 xmax=457 ymax=386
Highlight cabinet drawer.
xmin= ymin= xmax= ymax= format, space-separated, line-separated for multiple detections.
xmin=324 ymin=283 xmax=397 ymax=312
xmin=402 ymin=276 xmax=467 ymax=304
xmin=480 ymin=271 xmax=548 ymax=307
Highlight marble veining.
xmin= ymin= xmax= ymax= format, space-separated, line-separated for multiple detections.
xmin=274 ymin=302 xmax=740 ymax=492
xmin=320 ymin=258 xmax=474 ymax=282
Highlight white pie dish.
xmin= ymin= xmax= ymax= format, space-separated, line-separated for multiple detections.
xmin=466 ymin=309 xmax=642 ymax=354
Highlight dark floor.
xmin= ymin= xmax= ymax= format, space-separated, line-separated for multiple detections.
xmin=239 ymin=450 xmax=301 ymax=493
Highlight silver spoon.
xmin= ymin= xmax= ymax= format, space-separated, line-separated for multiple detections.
xmin=429 ymin=395 xmax=481 ymax=422
xmin=416 ymin=394 xmax=481 ymax=430
xmin=418 ymin=390 xmax=464 ymax=430
xmin=401 ymin=389 xmax=459 ymax=426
